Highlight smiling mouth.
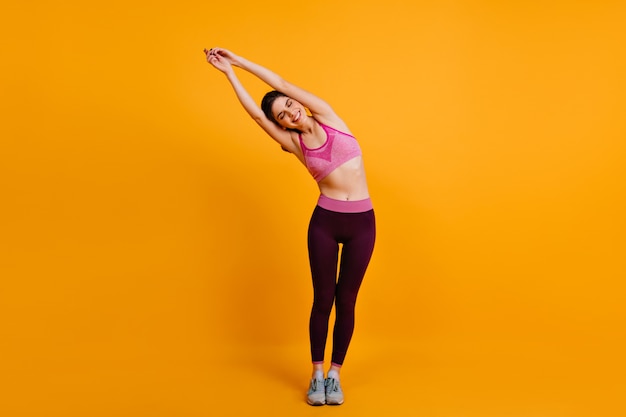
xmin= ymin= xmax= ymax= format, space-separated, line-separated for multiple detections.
xmin=293 ymin=110 xmax=301 ymax=123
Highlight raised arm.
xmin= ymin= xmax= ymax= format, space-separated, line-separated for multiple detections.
xmin=204 ymin=48 xmax=298 ymax=153
xmin=210 ymin=48 xmax=339 ymax=122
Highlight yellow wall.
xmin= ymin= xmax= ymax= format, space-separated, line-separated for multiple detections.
xmin=1 ymin=1 xmax=624 ymax=416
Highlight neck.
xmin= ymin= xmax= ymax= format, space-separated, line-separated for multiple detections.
xmin=299 ymin=117 xmax=317 ymax=135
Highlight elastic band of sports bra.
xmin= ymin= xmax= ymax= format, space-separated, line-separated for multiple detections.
xmin=317 ymin=194 xmax=373 ymax=213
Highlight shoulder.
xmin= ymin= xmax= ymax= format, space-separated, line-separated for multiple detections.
xmin=314 ymin=116 xmax=354 ymax=137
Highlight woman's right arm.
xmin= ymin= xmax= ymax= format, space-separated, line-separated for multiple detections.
xmin=204 ymin=49 xmax=298 ymax=154
xmin=210 ymin=48 xmax=343 ymax=127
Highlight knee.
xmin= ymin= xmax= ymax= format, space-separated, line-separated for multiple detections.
xmin=335 ymin=294 xmax=357 ymax=314
xmin=312 ymin=294 xmax=335 ymax=315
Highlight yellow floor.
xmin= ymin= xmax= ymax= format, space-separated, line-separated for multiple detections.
xmin=4 ymin=335 xmax=622 ymax=417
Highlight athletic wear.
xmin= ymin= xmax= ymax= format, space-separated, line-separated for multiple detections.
xmin=299 ymin=121 xmax=373 ymax=403
xmin=307 ymin=377 xmax=326 ymax=406
xmin=299 ymin=122 xmax=362 ymax=182
xmin=308 ymin=196 xmax=376 ymax=366
xmin=325 ymin=378 xmax=344 ymax=405
xmin=317 ymin=194 xmax=373 ymax=213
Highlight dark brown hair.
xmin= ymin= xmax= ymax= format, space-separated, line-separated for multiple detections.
xmin=261 ymin=90 xmax=287 ymax=125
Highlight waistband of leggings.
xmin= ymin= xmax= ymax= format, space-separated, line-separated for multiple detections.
xmin=317 ymin=194 xmax=373 ymax=213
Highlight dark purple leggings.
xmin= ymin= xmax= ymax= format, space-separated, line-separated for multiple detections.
xmin=307 ymin=205 xmax=376 ymax=366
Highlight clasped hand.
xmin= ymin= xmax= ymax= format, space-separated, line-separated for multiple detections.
xmin=204 ymin=47 xmax=239 ymax=73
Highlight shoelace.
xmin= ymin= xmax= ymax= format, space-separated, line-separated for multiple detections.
xmin=309 ymin=378 xmax=324 ymax=393
xmin=325 ymin=378 xmax=341 ymax=392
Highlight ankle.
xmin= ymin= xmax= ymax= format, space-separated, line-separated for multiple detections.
xmin=311 ymin=362 xmax=324 ymax=379
xmin=327 ymin=369 xmax=340 ymax=380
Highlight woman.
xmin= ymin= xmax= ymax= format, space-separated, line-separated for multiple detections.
xmin=204 ymin=47 xmax=376 ymax=406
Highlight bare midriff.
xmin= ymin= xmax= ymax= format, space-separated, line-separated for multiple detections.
xmin=316 ymin=156 xmax=370 ymax=201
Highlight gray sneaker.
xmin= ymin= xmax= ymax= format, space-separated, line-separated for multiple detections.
xmin=307 ymin=377 xmax=326 ymax=406
xmin=324 ymin=377 xmax=344 ymax=405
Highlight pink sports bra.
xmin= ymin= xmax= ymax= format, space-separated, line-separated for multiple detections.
xmin=298 ymin=122 xmax=362 ymax=182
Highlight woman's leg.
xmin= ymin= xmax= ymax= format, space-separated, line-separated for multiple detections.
xmin=307 ymin=206 xmax=340 ymax=365
xmin=331 ymin=210 xmax=376 ymax=366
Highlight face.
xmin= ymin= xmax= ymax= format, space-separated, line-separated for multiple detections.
xmin=271 ymin=96 xmax=307 ymax=129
